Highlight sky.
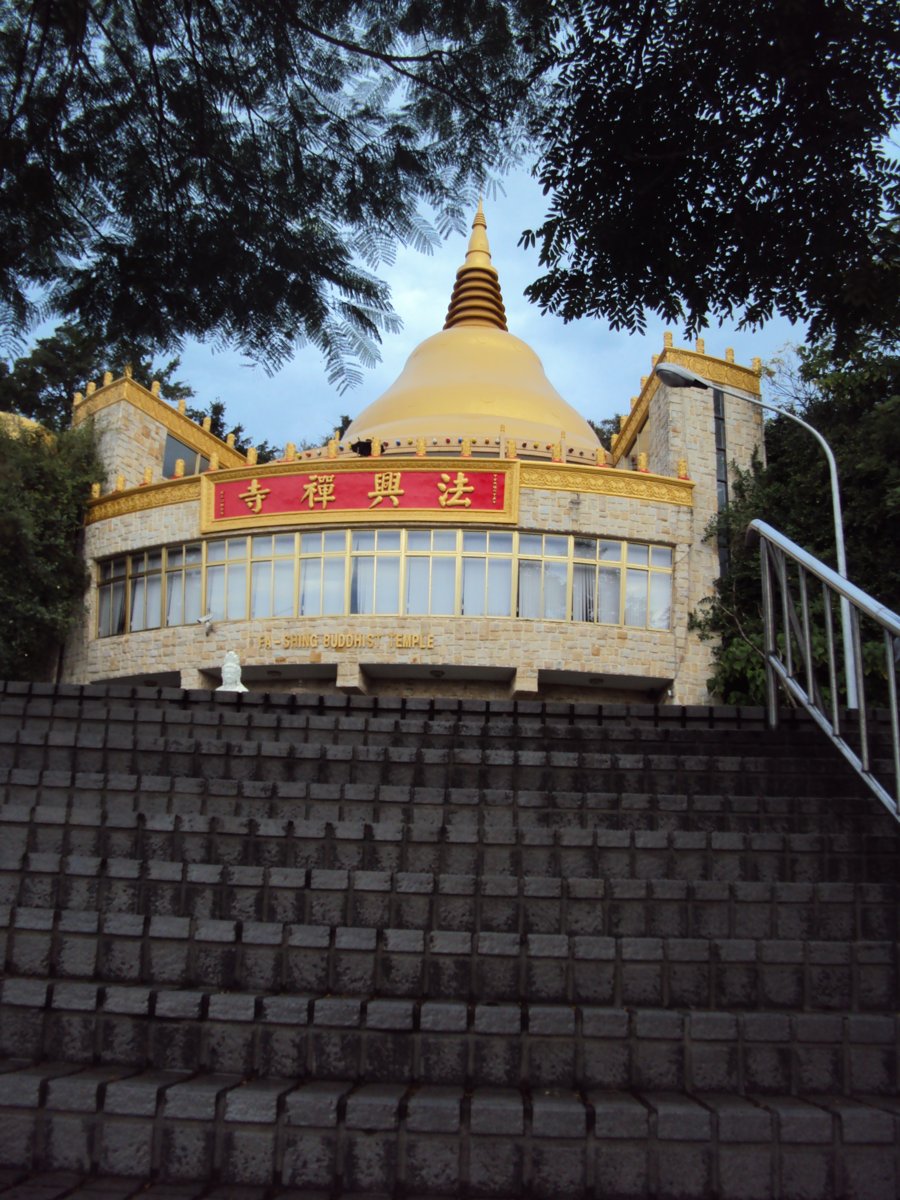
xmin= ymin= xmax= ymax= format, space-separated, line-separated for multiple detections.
xmin=171 ymin=167 xmax=804 ymax=450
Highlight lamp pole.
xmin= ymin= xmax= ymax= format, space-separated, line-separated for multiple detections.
xmin=653 ymin=361 xmax=858 ymax=709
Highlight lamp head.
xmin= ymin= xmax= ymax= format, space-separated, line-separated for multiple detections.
xmin=654 ymin=363 xmax=711 ymax=390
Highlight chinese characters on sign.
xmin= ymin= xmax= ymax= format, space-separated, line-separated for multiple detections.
xmin=212 ymin=467 xmax=510 ymax=524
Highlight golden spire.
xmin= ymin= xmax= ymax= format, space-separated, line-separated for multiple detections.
xmin=443 ymin=201 xmax=508 ymax=331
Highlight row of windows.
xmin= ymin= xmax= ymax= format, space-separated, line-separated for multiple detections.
xmin=97 ymin=529 xmax=674 ymax=637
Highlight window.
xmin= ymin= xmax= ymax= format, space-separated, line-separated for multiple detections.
xmin=96 ymin=530 xmax=674 ymax=635
xmin=163 ymin=434 xmax=210 ymax=478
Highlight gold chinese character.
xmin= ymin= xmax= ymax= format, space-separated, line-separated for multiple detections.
xmin=368 ymin=471 xmax=405 ymax=509
xmin=302 ymin=474 xmax=336 ymax=509
xmin=437 ymin=471 xmax=475 ymax=508
xmin=238 ymin=478 xmax=270 ymax=514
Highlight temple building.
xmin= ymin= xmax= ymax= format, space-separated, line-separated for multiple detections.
xmin=63 ymin=206 xmax=764 ymax=702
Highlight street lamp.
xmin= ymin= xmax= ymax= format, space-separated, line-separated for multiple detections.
xmin=653 ymin=360 xmax=858 ymax=709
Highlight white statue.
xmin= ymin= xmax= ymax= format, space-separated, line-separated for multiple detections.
xmin=217 ymin=649 xmax=248 ymax=693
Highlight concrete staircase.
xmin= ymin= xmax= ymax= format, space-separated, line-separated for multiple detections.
xmin=0 ymin=681 xmax=897 ymax=1199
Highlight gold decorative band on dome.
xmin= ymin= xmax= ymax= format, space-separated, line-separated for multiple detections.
xmin=443 ymin=202 xmax=508 ymax=332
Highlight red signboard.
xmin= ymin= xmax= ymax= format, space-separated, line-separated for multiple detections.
xmin=206 ymin=466 xmax=511 ymax=527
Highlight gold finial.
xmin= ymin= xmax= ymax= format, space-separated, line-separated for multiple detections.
xmin=226 ymin=433 xmax=236 ymax=448
xmin=202 ymin=416 xmax=212 ymax=432
xmin=141 ymin=467 xmax=152 ymax=486
xmin=124 ymin=364 xmax=133 ymax=379
xmin=630 ymin=396 xmax=638 ymax=410
xmin=284 ymin=442 xmax=296 ymax=462
xmin=209 ymin=453 xmax=218 ymax=471
xmin=595 ymin=447 xmax=609 ymax=467
xmin=610 ymin=432 xmax=619 ymax=448
xmin=618 ymin=414 xmax=628 ymax=431
xmin=725 ymin=348 xmax=735 ymax=363
xmin=325 ymin=438 xmax=337 ymax=460
xmin=461 ymin=438 xmax=472 ymax=458
xmin=151 ymin=380 xmax=160 ymax=396
xmin=90 ymin=482 xmax=101 ymax=498
xmin=505 ymin=438 xmax=517 ymax=459
xmin=652 ymin=354 xmax=659 ymax=366
xmin=677 ymin=457 xmax=690 ymax=479
xmin=73 ymin=391 xmax=84 ymax=406
xmin=173 ymin=459 xmax=185 ymax=478
xmin=371 ymin=437 xmax=382 ymax=457
xmin=247 ymin=446 xmax=259 ymax=465
xmin=695 ymin=338 xmax=705 ymax=354
xmin=102 ymin=371 xmax=112 ymax=386
xmin=416 ymin=436 xmax=426 ymax=457
xmin=637 ymin=452 xmax=649 ymax=472
xmin=86 ymin=381 xmax=96 ymax=396
xmin=178 ymin=399 xmax=186 ymax=415
xmin=640 ymin=376 xmax=647 ymax=389
xmin=551 ymin=442 xmax=562 ymax=462
xmin=443 ymin=202 xmax=508 ymax=331
xmin=115 ymin=473 xmax=126 ymax=491
xmin=663 ymin=331 xmax=673 ymax=348
xmin=752 ymin=356 xmax=762 ymax=375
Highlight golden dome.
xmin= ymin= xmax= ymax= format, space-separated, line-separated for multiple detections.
xmin=344 ymin=206 xmax=600 ymax=454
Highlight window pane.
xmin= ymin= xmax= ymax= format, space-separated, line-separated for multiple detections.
xmin=374 ymin=556 xmax=400 ymax=613
xmin=185 ymin=568 xmax=203 ymax=623
xmin=432 ymin=530 xmax=456 ymax=551
xmin=517 ymin=560 xmax=541 ymax=618
xmin=463 ymin=531 xmax=487 ymax=552
xmin=207 ymin=565 xmax=225 ymax=620
xmin=574 ymin=538 xmax=596 ymax=559
xmin=486 ymin=559 xmax=512 ymax=616
xmin=462 ymin=558 xmax=486 ymax=615
xmin=185 ymin=544 xmax=202 ymax=565
xmin=649 ymin=573 xmax=671 ymax=629
xmin=145 ymin=575 xmax=162 ymax=629
xmin=405 ymin=558 xmax=430 ymax=614
xmin=352 ymin=531 xmax=375 ymax=551
xmin=301 ymin=532 xmax=322 ymax=554
xmin=322 ymin=559 xmax=344 ymax=613
xmin=431 ymin=558 xmax=455 ymax=615
xmin=98 ymin=588 xmax=110 ymax=637
xmin=544 ymin=561 xmax=567 ymax=619
xmin=351 ymin=557 xmax=374 ymax=613
xmin=274 ymin=534 xmax=295 ymax=556
xmin=226 ymin=538 xmax=245 ymax=560
xmin=519 ymin=534 xmax=541 ymax=555
xmin=407 ymin=531 xmax=430 ymax=552
xmin=377 ymin=530 xmax=401 ymax=550
xmin=572 ymin=563 xmax=595 ymax=622
xmin=651 ymin=546 xmax=673 ymax=568
xmin=599 ymin=541 xmax=621 ymax=562
xmin=624 ymin=568 xmax=647 ymax=626
xmin=100 ymin=561 xmax=113 ymax=582
xmin=130 ymin=578 xmax=145 ymax=632
xmin=252 ymin=535 xmax=273 ymax=558
xmin=251 ymin=561 xmax=272 ymax=617
xmin=544 ymin=535 xmax=567 ymax=557
xmin=489 ymin=532 xmax=513 ymax=553
xmin=147 ymin=551 xmax=162 ymax=571
xmin=273 ymin=560 xmax=295 ymax=617
xmin=299 ymin=559 xmax=321 ymax=616
xmin=112 ymin=583 xmax=126 ymax=634
xmin=224 ymin=564 xmax=244 ymax=620
xmin=207 ymin=540 xmax=227 ymax=562
xmin=627 ymin=543 xmax=649 ymax=566
xmin=166 ymin=574 xmax=183 ymax=626
xmin=598 ymin=567 xmax=620 ymax=624
xmin=167 ymin=549 xmax=183 ymax=569
xmin=324 ymin=531 xmax=345 ymax=553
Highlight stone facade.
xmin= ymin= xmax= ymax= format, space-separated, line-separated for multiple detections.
xmin=62 ymin=342 xmax=764 ymax=704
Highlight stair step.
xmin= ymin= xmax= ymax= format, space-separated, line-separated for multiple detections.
xmin=3 ymin=980 xmax=896 ymax=1096
xmin=0 ymin=1063 xmax=897 ymax=1198
xmin=3 ymin=854 xmax=895 ymax=939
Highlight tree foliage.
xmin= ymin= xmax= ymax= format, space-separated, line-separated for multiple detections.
xmin=524 ymin=0 xmax=900 ymax=351
xmin=0 ymin=322 xmax=193 ymax=431
xmin=691 ymin=339 xmax=900 ymax=704
xmin=0 ymin=0 xmax=547 ymax=387
xmin=0 ymin=421 xmax=104 ymax=680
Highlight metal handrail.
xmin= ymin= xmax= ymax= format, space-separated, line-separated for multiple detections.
xmin=748 ymin=519 xmax=900 ymax=820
